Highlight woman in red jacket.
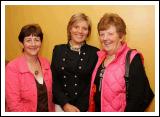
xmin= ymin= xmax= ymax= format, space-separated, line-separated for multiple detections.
xmin=5 ymin=24 xmax=55 ymax=112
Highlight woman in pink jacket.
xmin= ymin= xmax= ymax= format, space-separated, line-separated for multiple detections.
xmin=5 ymin=24 xmax=55 ymax=112
xmin=88 ymin=13 xmax=154 ymax=112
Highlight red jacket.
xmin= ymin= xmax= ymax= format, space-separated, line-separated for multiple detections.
xmin=5 ymin=54 xmax=55 ymax=112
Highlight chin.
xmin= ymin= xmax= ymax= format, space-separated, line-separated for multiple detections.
xmin=29 ymin=52 xmax=39 ymax=56
xmin=103 ymin=46 xmax=109 ymax=50
xmin=76 ymin=40 xmax=85 ymax=43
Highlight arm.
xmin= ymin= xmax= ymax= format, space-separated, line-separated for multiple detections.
xmin=5 ymin=64 xmax=27 ymax=111
xmin=51 ymin=46 xmax=69 ymax=107
xmin=125 ymin=54 xmax=153 ymax=111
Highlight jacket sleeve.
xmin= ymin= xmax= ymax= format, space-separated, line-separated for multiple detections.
xmin=125 ymin=54 xmax=153 ymax=111
xmin=5 ymin=64 xmax=28 ymax=111
xmin=51 ymin=46 xmax=70 ymax=107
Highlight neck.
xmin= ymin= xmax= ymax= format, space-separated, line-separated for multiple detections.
xmin=107 ymin=42 xmax=122 ymax=56
xmin=69 ymin=40 xmax=84 ymax=48
xmin=24 ymin=53 xmax=39 ymax=64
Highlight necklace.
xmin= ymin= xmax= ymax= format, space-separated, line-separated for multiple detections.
xmin=34 ymin=70 xmax=39 ymax=75
xmin=69 ymin=41 xmax=84 ymax=54
xmin=70 ymin=46 xmax=81 ymax=52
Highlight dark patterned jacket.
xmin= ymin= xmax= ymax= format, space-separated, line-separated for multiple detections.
xmin=51 ymin=43 xmax=99 ymax=111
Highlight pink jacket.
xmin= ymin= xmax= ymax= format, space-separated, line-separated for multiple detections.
xmin=5 ymin=55 xmax=55 ymax=112
xmin=89 ymin=43 xmax=138 ymax=112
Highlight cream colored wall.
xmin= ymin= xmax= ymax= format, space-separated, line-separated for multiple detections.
xmin=5 ymin=5 xmax=155 ymax=111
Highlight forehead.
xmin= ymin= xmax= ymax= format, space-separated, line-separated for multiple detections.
xmin=72 ymin=20 xmax=88 ymax=26
xmin=100 ymin=25 xmax=116 ymax=33
xmin=24 ymin=34 xmax=40 ymax=38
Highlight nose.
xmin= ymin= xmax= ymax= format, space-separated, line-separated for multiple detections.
xmin=31 ymin=39 xmax=36 ymax=45
xmin=77 ymin=28 xmax=83 ymax=33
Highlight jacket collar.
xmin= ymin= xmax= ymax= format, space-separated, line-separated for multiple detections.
xmin=67 ymin=40 xmax=87 ymax=49
xmin=19 ymin=54 xmax=49 ymax=74
xmin=97 ymin=42 xmax=128 ymax=60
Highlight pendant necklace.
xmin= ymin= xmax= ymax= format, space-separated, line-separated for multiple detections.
xmin=34 ymin=70 xmax=39 ymax=75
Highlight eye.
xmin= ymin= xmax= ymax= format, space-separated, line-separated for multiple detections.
xmin=73 ymin=25 xmax=79 ymax=29
xmin=82 ymin=27 xmax=88 ymax=31
xmin=25 ymin=38 xmax=31 ymax=42
xmin=99 ymin=33 xmax=104 ymax=37
xmin=108 ymin=32 xmax=113 ymax=35
xmin=35 ymin=38 xmax=41 ymax=41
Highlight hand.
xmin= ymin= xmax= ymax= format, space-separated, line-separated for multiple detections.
xmin=63 ymin=103 xmax=80 ymax=112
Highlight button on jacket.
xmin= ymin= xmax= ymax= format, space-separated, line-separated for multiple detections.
xmin=51 ymin=43 xmax=99 ymax=111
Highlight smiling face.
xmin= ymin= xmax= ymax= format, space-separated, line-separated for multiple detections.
xmin=23 ymin=35 xmax=42 ymax=57
xmin=99 ymin=25 xmax=123 ymax=55
xmin=97 ymin=13 xmax=126 ymax=55
xmin=70 ymin=20 xmax=89 ymax=45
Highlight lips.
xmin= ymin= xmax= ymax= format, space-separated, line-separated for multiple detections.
xmin=103 ymin=41 xmax=112 ymax=46
xmin=29 ymin=48 xmax=39 ymax=51
xmin=75 ymin=34 xmax=84 ymax=38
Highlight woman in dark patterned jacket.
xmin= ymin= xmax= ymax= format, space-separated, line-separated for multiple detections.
xmin=51 ymin=13 xmax=99 ymax=112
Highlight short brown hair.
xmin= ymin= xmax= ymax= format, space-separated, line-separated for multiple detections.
xmin=67 ymin=13 xmax=91 ymax=41
xmin=98 ymin=13 xmax=126 ymax=38
xmin=18 ymin=24 xmax=43 ymax=43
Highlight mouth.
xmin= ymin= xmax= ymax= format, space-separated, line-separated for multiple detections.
xmin=29 ymin=48 xmax=38 ymax=51
xmin=75 ymin=34 xmax=84 ymax=38
xmin=103 ymin=41 xmax=112 ymax=47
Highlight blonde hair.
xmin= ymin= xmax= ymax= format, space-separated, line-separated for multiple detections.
xmin=98 ymin=13 xmax=126 ymax=38
xmin=67 ymin=13 xmax=91 ymax=41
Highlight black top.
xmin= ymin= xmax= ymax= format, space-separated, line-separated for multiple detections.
xmin=93 ymin=54 xmax=153 ymax=112
xmin=35 ymin=79 xmax=48 ymax=112
xmin=51 ymin=43 xmax=99 ymax=111
xmin=94 ymin=63 xmax=105 ymax=112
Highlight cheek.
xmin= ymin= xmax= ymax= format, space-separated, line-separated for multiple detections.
xmin=23 ymin=43 xmax=29 ymax=48
xmin=70 ymin=28 xmax=75 ymax=34
xmin=84 ymin=30 xmax=89 ymax=35
xmin=70 ymin=30 xmax=75 ymax=36
xmin=36 ymin=42 xmax=42 ymax=47
xmin=38 ymin=43 xmax=42 ymax=47
xmin=99 ymin=37 xmax=104 ymax=43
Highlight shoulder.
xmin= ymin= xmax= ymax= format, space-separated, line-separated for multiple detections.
xmin=7 ymin=55 xmax=24 ymax=66
xmin=129 ymin=49 xmax=144 ymax=65
xmin=52 ymin=44 xmax=67 ymax=53
xmin=53 ymin=44 xmax=66 ymax=50
xmin=6 ymin=55 xmax=25 ymax=72
xmin=85 ymin=44 xmax=99 ymax=52
xmin=39 ymin=56 xmax=50 ymax=66
xmin=131 ymin=53 xmax=143 ymax=64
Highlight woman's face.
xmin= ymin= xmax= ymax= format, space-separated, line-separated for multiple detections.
xmin=23 ymin=35 xmax=42 ymax=57
xmin=99 ymin=25 xmax=123 ymax=55
xmin=70 ymin=20 xmax=89 ymax=44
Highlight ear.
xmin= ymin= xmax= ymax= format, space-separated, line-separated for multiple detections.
xmin=119 ymin=35 xmax=125 ymax=42
xmin=19 ymin=43 xmax=24 ymax=52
